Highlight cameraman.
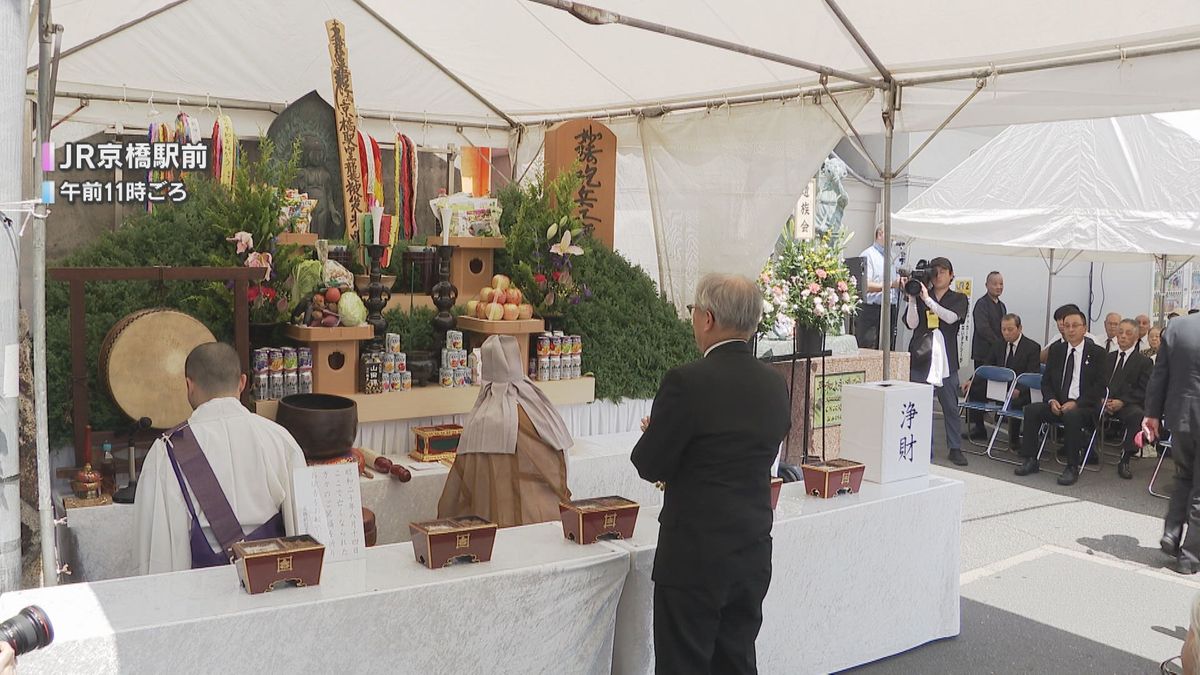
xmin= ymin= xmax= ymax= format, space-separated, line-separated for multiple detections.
xmin=902 ymin=257 xmax=970 ymax=466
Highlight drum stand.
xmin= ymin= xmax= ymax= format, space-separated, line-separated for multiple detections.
xmin=113 ymin=417 xmax=151 ymax=504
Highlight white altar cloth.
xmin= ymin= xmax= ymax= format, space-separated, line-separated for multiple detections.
xmin=1 ymin=522 xmax=629 ymax=675
xmin=62 ymin=432 xmax=663 ymax=582
xmin=605 ymin=476 xmax=964 ymax=674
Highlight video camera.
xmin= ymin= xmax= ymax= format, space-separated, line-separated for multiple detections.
xmin=899 ymin=259 xmax=932 ymax=296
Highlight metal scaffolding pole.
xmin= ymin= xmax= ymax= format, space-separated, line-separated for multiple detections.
xmin=880 ymin=85 xmax=896 ymax=379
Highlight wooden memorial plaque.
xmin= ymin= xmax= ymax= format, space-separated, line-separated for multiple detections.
xmin=559 ymin=496 xmax=639 ymax=544
xmin=544 ymin=119 xmax=617 ymax=249
xmin=326 ymin=19 xmax=364 ymax=240
xmin=409 ymin=516 xmax=498 ymax=569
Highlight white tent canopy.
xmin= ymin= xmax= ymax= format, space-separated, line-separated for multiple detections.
xmin=32 ymin=0 xmax=1200 ymax=135
xmin=891 ymin=114 xmax=1200 ymax=260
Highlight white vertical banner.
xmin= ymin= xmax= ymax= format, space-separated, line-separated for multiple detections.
xmin=795 ymin=178 xmax=816 ymax=241
xmin=954 ymin=277 xmax=974 ymax=370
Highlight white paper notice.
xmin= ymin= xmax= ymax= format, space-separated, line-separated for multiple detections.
xmin=291 ymin=464 xmax=365 ymax=562
xmin=2 ymin=344 xmax=17 ymax=399
xmin=986 ymin=380 xmax=1009 ymax=404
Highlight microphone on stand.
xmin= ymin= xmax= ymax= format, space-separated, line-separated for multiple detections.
xmin=113 ymin=417 xmax=152 ymax=504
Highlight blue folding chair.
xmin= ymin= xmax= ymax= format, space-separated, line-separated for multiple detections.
xmin=1150 ymin=434 xmax=1172 ymax=500
xmin=958 ymin=365 xmax=1017 ymax=459
xmin=1038 ymin=387 xmax=1108 ymax=474
xmin=993 ymin=372 xmax=1041 ymax=465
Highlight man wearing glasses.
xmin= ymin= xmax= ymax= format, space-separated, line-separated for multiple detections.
xmin=1014 ymin=306 xmax=1107 ymax=485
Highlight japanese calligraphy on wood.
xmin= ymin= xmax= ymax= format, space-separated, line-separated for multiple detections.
xmin=812 ymin=371 xmax=866 ymax=428
xmin=544 ymin=119 xmax=617 ymax=249
xmin=326 ymin=19 xmax=364 ymax=240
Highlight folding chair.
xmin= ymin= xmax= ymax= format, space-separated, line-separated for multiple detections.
xmin=958 ymin=365 xmax=1017 ymax=457
xmin=1037 ymin=387 xmax=1108 ymax=474
xmin=993 ymin=372 xmax=1041 ymax=465
xmin=1149 ymin=435 xmax=1172 ymax=499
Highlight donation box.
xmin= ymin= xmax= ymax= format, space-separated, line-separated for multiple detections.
xmin=838 ymin=380 xmax=933 ymax=484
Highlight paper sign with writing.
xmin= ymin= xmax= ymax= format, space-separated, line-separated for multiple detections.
xmin=795 ymin=178 xmax=816 ymax=241
xmin=813 ymin=370 xmax=866 ymax=428
xmin=544 ymin=119 xmax=616 ymax=249
xmin=291 ymin=463 xmax=365 ymax=562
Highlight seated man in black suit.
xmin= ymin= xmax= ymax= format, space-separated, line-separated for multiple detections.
xmin=632 ymin=273 xmax=792 ymax=674
xmin=1105 ymin=318 xmax=1153 ymax=480
xmin=962 ymin=313 xmax=1041 ymax=447
xmin=1015 ymin=307 xmax=1107 ymax=485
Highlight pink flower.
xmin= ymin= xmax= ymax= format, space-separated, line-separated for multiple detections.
xmin=227 ymin=231 xmax=254 ymax=254
xmin=837 ymin=281 xmax=848 ymax=292
xmin=815 ymin=268 xmax=828 ymax=279
xmin=808 ymin=283 xmax=821 ymax=294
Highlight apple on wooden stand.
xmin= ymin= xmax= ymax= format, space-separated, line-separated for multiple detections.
xmin=465 ymin=273 xmax=534 ymax=322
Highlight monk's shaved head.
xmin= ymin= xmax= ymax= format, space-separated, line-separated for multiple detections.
xmin=185 ymin=342 xmax=243 ymax=401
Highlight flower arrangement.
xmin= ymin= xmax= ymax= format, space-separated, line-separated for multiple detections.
xmin=759 ymin=230 xmax=860 ymax=337
xmin=497 ymin=169 xmax=594 ymax=316
xmin=227 ymin=230 xmax=292 ymax=323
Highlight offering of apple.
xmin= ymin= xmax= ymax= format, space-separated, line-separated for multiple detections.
xmin=464 ymin=274 xmax=533 ymax=321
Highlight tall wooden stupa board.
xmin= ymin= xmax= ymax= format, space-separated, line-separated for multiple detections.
xmin=326 ymin=19 xmax=364 ymax=240
xmin=544 ymin=119 xmax=617 ymax=250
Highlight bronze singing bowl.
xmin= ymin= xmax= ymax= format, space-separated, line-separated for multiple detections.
xmin=275 ymin=394 xmax=358 ymax=460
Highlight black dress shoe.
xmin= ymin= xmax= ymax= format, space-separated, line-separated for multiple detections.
xmin=948 ymin=449 xmax=969 ymax=466
xmin=1175 ymin=559 xmax=1199 ymax=575
xmin=1162 ymin=532 xmax=1183 ymax=557
xmin=1117 ymin=460 xmax=1132 ymax=480
xmin=1057 ymin=465 xmax=1081 ymax=486
xmin=1014 ymin=458 xmax=1040 ymax=476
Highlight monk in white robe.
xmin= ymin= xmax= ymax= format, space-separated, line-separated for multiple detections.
xmin=134 ymin=342 xmax=306 ymax=574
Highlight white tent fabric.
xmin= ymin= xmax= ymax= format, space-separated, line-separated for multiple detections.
xmin=892 ymin=114 xmax=1200 ymax=260
xmin=34 ymin=0 xmax=1200 ymax=134
xmin=641 ymin=92 xmax=872 ymax=308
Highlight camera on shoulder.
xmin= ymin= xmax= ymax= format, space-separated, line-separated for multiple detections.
xmin=899 ymin=259 xmax=932 ymax=296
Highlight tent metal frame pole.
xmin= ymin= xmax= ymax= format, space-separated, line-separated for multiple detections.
xmin=530 ymin=0 xmax=885 ymax=88
xmin=892 ymin=80 xmax=985 ymax=176
xmin=880 ymin=84 xmax=896 ymax=379
xmin=822 ymin=0 xmax=892 ymax=83
xmin=24 ymin=0 xmax=193 ymax=74
xmin=820 ymin=79 xmax=882 ymax=177
xmin=1044 ymin=249 xmax=1056 ymax=344
xmin=33 ymin=0 xmax=58 ymax=587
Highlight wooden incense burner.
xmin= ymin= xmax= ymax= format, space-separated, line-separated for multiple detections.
xmin=559 ymin=496 xmax=639 ymax=544
xmin=232 ymin=535 xmax=326 ymax=595
xmin=409 ymin=516 xmax=497 ymax=569
xmin=801 ymin=459 xmax=866 ymax=499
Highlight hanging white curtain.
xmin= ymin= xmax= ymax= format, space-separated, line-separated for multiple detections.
xmin=639 ymin=92 xmax=872 ymax=310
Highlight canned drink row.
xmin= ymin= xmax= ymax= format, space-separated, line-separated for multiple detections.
xmin=439 ymin=367 xmax=472 ymax=388
xmin=535 ymin=354 xmax=582 ymax=381
xmin=381 ymin=370 xmax=412 ymax=392
xmin=254 ymin=347 xmax=312 ymax=373
xmin=382 ymin=352 xmax=407 ymax=373
xmin=442 ymin=348 xmax=468 ymax=370
xmin=255 ymin=367 xmax=313 ymax=401
xmin=535 ymin=333 xmax=583 ymax=357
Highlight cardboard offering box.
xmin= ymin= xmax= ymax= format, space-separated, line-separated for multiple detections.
xmin=801 ymin=459 xmax=866 ymax=499
xmin=232 ymin=535 xmax=326 ymax=595
xmin=409 ymin=516 xmax=498 ymax=568
xmin=410 ymin=424 xmax=463 ymax=462
xmin=771 ymin=477 xmax=784 ymax=509
xmin=559 ymin=496 xmax=639 ymax=544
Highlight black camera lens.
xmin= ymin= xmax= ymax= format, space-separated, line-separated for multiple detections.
xmin=0 ymin=605 xmax=53 ymax=655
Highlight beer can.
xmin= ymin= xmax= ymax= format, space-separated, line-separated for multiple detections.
xmin=268 ymin=348 xmax=284 ymax=372
xmin=453 ymin=367 xmax=468 ymax=387
xmin=382 ymin=352 xmax=396 ymax=373
xmin=386 ymin=332 xmax=402 ymax=354
xmin=549 ymin=335 xmax=562 ymax=357
xmin=254 ymin=372 xmax=270 ymax=400
xmin=252 ymin=348 xmax=269 ymax=373
xmin=269 ymin=372 xmax=285 ymax=400
xmin=447 ymin=330 xmax=464 ymax=351
xmin=283 ymin=370 xmax=298 ymax=397
xmin=380 ymin=371 xmax=393 ymax=393
xmin=395 ymin=352 xmax=406 ymax=373
xmin=281 ymin=347 xmax=298 ymax=371
xmin=297 ymin=347 xmax=313 ymax=370
xmin=398 ymin=371 xmax=412 ymax=391
xmin=572 ymin=335 xmax=582 ymax=355
xmin=298 ymin=368 xmax=313 ymax=394
xmin=549 ymin=364 xmax=561 ymax=381
xmin=440 ymin=367 xmax=453 ymax=387
xmin=537 ymin=333 xmax=551 ymax=357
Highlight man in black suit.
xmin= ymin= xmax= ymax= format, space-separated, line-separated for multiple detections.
xmin=1104 ymin=319 xmax=1153 ymax=480
xmin=962 ymin=313 xmax=1040 ymax=445
xmin=632 ymin=273 xmax=792 ymax=674
xmin=1014 ymin=306 xmax=1107 ymax=486
xmin=966 ymin=272 xmax=1008 ymax=439
xmin=1143 ymin=313 xmax=1200 ymax=574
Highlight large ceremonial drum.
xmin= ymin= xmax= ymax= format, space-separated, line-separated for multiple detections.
xmin=99 ymin=309 xmax=216 ymax=430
